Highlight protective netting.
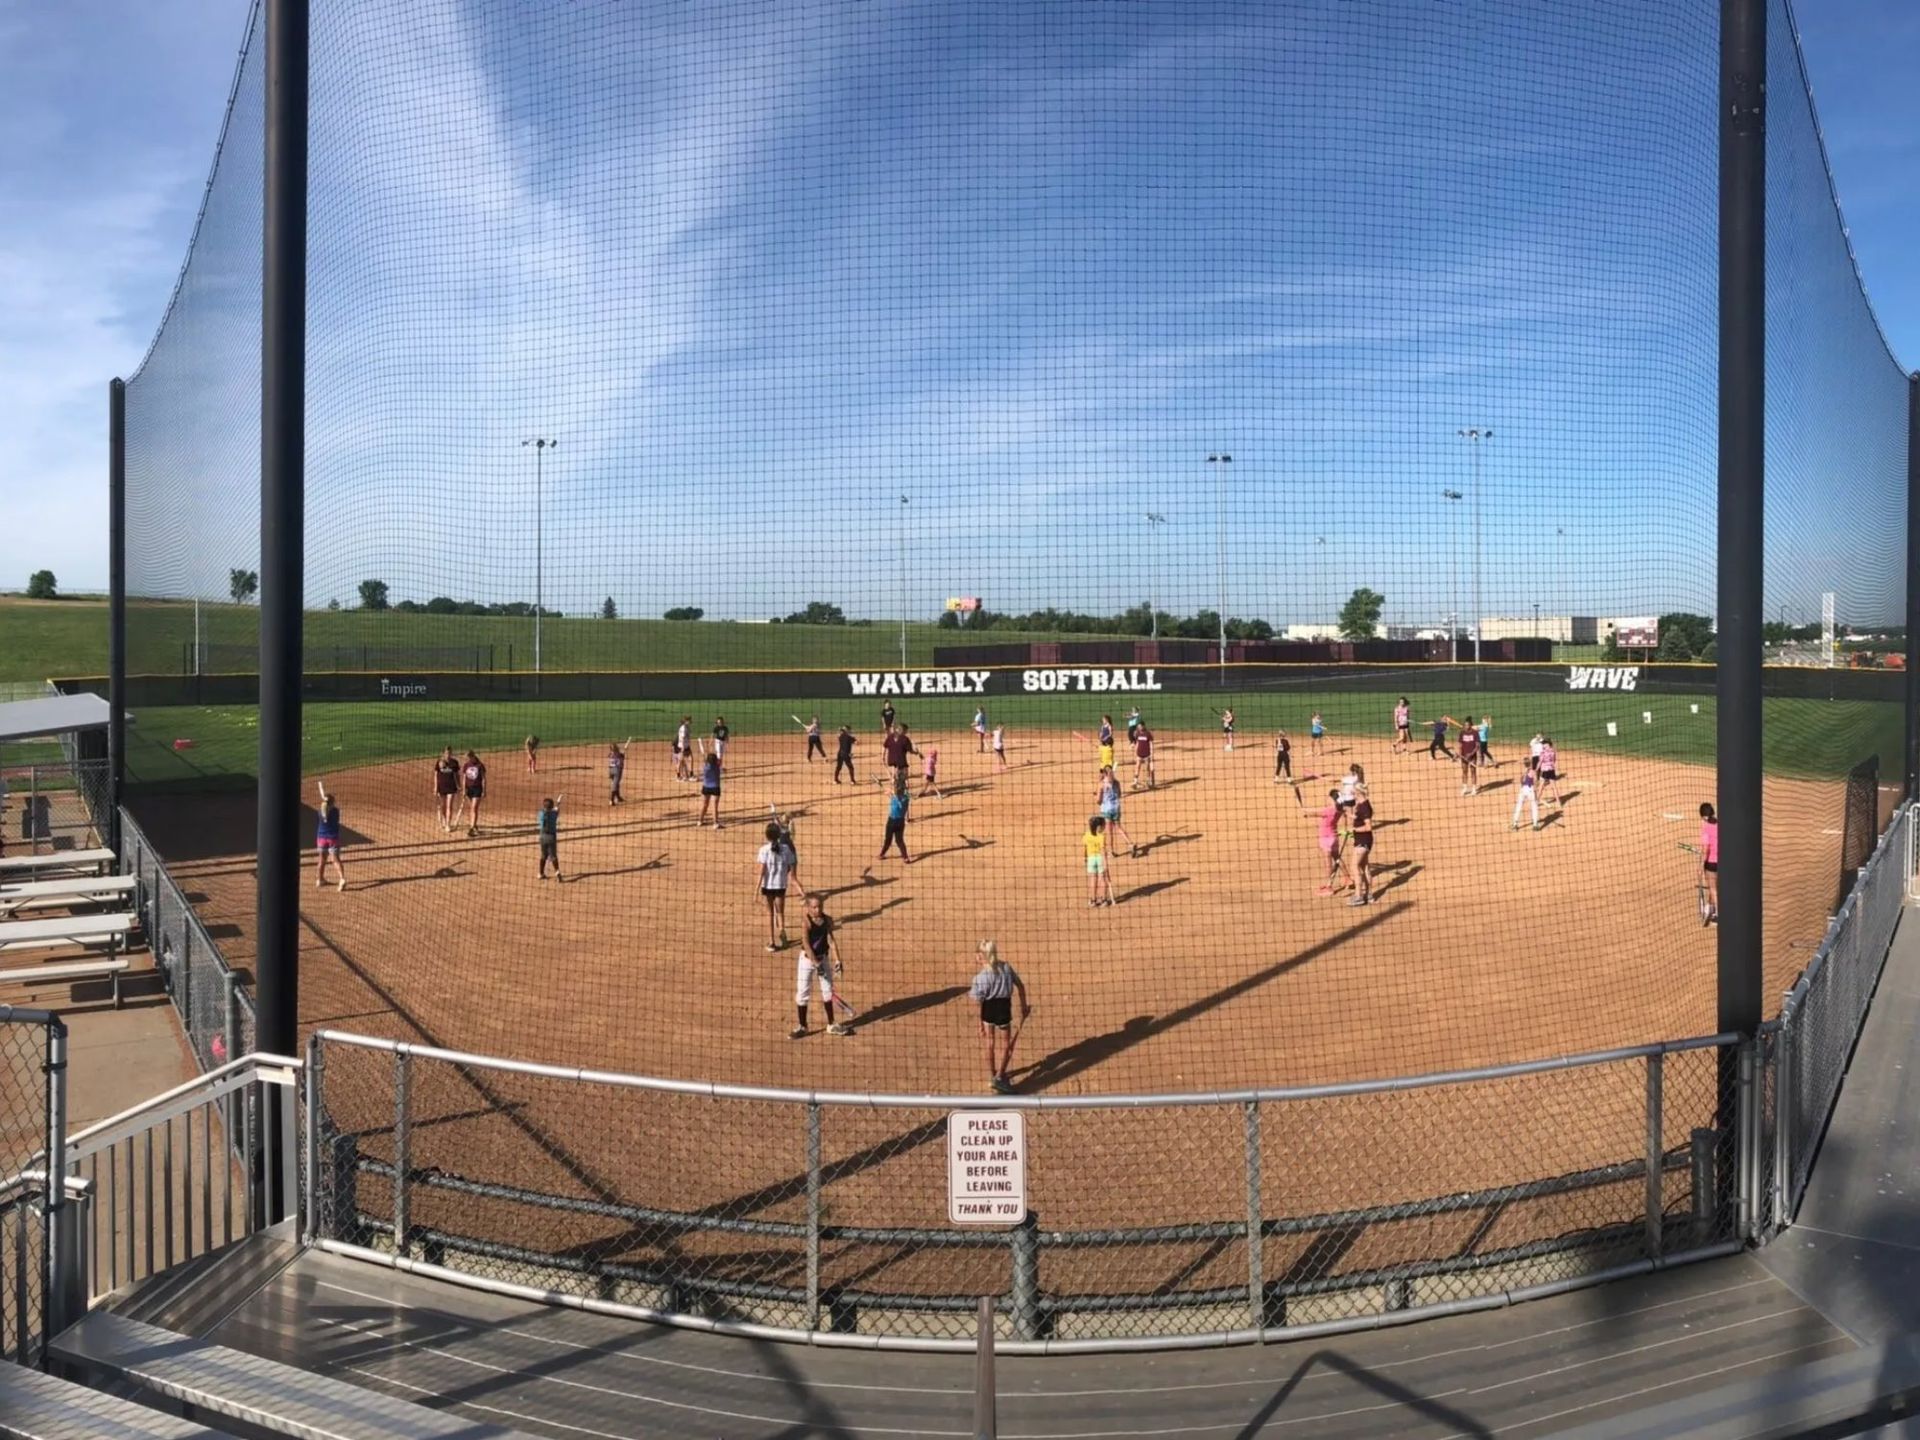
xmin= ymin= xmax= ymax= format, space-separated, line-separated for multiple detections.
xmin=1759 ymin=0 xmax=1911 ymax=1006
xmin=110 ymin=0 xmax=1906 ymax=1131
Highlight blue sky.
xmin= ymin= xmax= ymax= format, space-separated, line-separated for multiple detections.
xmin=3 ymin=1 xmax=1915 ymax=632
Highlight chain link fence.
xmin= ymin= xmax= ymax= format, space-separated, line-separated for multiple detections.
xmin=119 ymin=807 xmax=253 ymax=1073
xmin=307 ymin=1028 xmax=1749 ymax=1351
xmin=1773 ymin=801 xmax=1915 ymax=1226
xmin=0 ymin=1007 xmax=60 ymax=1366
xmin=0 ymin=761 xmax=110 ymax=859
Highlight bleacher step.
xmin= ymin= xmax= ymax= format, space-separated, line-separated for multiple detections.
xmin=0 ymin=1358 xmax=239 ymax=1439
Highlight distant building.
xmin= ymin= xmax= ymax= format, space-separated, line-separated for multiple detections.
xmin=1479 ymin=616 xmax=1598 ymax=644
xmin=1279 ymin=622 xmax=1345 ymax=641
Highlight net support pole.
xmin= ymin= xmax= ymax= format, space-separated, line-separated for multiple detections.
xmin=1906 ymin=372 xmax=1919 ymax=798
xmin=108 ymin=378 xmax=127 ymax=856
xmin=1717 ymin=0 xmax=1766 ymax=1215
xmin=257 ymin=0 xmax=308 ymax=1225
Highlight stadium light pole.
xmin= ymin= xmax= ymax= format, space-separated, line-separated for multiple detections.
xmin=522 ymin=439 xmax=555 ymax=674
xmin=1208 ymin=455 xmax=1230 ymax=677
xmin=1457 ymin=429 xmax=1492 ymax=662
xmin=898 ymin=495 xmax=910 ymax=668
xmin=1145 ymin=513 xmax=1167 ymax=638
xmin=1442 ymin=490 xmax=1464 ymax=662
xmin=1315 ymin=536 xmax=1327 ymax=638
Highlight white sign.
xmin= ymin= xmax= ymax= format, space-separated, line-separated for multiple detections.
xmin=948 ymin=1111 xmax=1027 ymax=1225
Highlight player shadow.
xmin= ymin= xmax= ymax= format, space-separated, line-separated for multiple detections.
xmin=1475 ymin=779 xmax=1513 ymax=793
xmin=1011 ymin=901 xmax=1411 ymax=1093
xmin=1372 ymin=817 xmax=1411 ymax=829
xmin=564 ymin=854 xmax=671 ymax=883
xmin=1134 ymin=831 xmax=1202 ymax=857
xmin=838 ymin=896 xmax=913 ymax=926
xmin=847 ymin=983 xmax=967 ymax=1030
xmin=1114 ymin=877 xmax=1190 ymax=906
xmin=351 ymin=863 xmax=471 ymax=891
xmin=907 ymin=806 xmax=976 ymax=823
xmin=1369 ymin=863 xmax=1423 ymax=897
xmin=1535 ymin=810 xmax=1568 ymax=831
xmin=1151 ymin=776 xmax=1200 ymax=790
xmin=911 ymin=837 xmax=996 ymax=863
xmin=820 ymin=874 xmax=896 ymax=900
xmin=928 ymin=781 xmax=988 ymax=798
xmin=1556 ymin=789 xmax=1584 ymax=805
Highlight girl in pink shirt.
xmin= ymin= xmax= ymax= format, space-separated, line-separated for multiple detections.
xmin=1698 ymin=802 xmax=1719 ymax=924
xmin=1313 ymin=789 xmax=1345 ymax=896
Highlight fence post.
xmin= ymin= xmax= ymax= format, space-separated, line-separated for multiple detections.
xmin=1009 ymin=1212 xmax=1041 ymax=1341
xmin=1243 ymin=1099 xmax=1263 ymax=1329
xmin=392 ymin=1050 xmax=412 ymax=1258
xmin=303 ymin=1035 xmax=322 ymax=1244
xmin=108 ymin=378 xmax=126 ymax=854
xmin=1737 ymin=1038 xmax=1759 ymax=1240
xmin=1689 ymin=1127 xmax=1717 ymax=1246
xmin=43 ymin=1017 xmax=82 ymax=1343
xmin=1644 ymin=1052 xmax=1664 ymax=1258
xmin=27 ymin=767 xmax=37 ymax=854
xmin=805 ymin=1102 xmax=822 ymax=1331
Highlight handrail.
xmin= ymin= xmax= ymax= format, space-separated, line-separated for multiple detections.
xmin=63 ymin=1053 xmax=300 ymax=1159
xmin=316 ymin=1027 xmax=1739 ymax=1109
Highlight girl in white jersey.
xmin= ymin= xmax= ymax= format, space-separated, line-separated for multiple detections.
xmin=992 ymin=724 xmax=1008 ymax=771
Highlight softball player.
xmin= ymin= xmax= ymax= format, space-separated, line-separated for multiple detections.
xmin=793 ymin=895 xmax=851 ymax=1038
xmin=313 ymin=779 xmax=347 ymax=892
xmin=1096 ymin=766 xmax=1137 ymax=856
xmin=1510 ymin=757 xmax=1541 ymax=831
xmin=970 ymin=940 xmax=1030 ymax=1095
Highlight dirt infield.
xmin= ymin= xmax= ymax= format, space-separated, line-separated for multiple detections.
xmin=140 ymin=728 xmax=1861 ymax=1095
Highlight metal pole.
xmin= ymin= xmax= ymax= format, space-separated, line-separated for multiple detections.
xmin=974 ymin=1295 xmax=997 ymax=1440
xmin=1718 ymin=0 xmax=1766 ymax=1225
xmin=1905 ymin=373 xmax=1918 ymax=798
xmin=303 ymin=1033 xmax=322 ymax=1243
xmin=257 ymin=0 xmax=309 ymax=1229
xmin=1243 ymin=1099 xmax=1263 ymax=1327
xmin=1644 ymin=1052 xmax=1664 ymax=1258
xmin=805 ymin=1102 xmax=822 ymax=1331
xmin=392 ymin=1050 xmax=411 ymax=1257
xmin=108 ymin=380 xmax=126 ymax=855
xmin=535 ymin=444 xmax=542 ymax=676
xmin=1718 ymin=0 xmax=1765 ymax=1043
xmin=44 ymin=1017 xmax=73 ymax=1341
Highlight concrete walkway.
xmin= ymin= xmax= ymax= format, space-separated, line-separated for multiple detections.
xmin=1762 ymin=910 xmax=1920 ymax=1344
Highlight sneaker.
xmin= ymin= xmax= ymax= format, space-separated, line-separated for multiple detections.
xmin=1509 ymin=822 xmax=1518 ymax=832
xmin=540 ymin=873 xmax=549 ymax=882
xmin=1532 ymin=822 xmax=1542 ymax=831
xmin=1347 ymin=894 xmax=1367 ymax=906
xmin=990 ymin=1075 xmax=1014 ymax=1095
xmin=789 ymin=1026 xmax=808 ymax=1040
xmin=766 ymin=941 xmax=779 ymax=952
xmin=827 ymin=1023 xmax=851 ymax=1037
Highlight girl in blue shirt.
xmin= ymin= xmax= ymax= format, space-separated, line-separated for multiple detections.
xmin=698 ymin=751 xmax=724 ymax=829
xmin=878 ymin=776 xmax=912 ymax=863
xmin=313 ymin=779 xmax=347 ymax=892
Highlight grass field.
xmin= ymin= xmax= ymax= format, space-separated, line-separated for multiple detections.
xmin=118 ymin=690 xmax=1904 ymax=792
xmin=1 ymin=597 xmax=1112 ymax=682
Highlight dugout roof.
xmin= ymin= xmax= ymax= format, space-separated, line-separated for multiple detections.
xmin=0 ymin=692 xmax=111 ymax=742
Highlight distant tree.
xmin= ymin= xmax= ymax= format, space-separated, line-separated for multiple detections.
xmin=229 ymin=568 xmax=258 ymax=604
xmin=784 ymin=601 xmax=847 ymax=626
xmin=25 ymin=570 xmax=56 ymax=599
xmin=663 ymin=606 xmax=705 ymax=621
xmin=1656 ymin=628 xmax=1694 ymax=661
xmin=394 ymin=600 xmax=423 ymax=614
xmin=1700 ymin=640 xmax=1718 ymax=661
xmin=936 ymin=609 xmax=960 ymax=629
xmin=357 ymin=579 xmax=390 ymax=611
xmin=1337 ymin=588 xmax=1386 ymax=642
xmin=601 ymin=596 xmax=617 ymax=620
xmin=326 ymin=597 xmax=341 ymax=611
xmin=1601 ymin=628 xmax=1623 ymax=661
xmin=425 ymin=596 xmax=458 ymax=615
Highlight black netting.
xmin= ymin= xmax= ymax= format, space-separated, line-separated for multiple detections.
xmin=105 ymin=2 xmax=1906 ymax=1143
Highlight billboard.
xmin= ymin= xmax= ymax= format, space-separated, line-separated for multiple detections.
xmin=945 ymin=597 xmax=982 ymax=612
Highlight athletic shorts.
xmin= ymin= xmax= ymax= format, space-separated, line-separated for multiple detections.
xmin=464 ymin=786 xmax=483 ymax=799
xmin=1541 ymin=768 xmax=1558 ymax=781
xmin=1086 ymin=855 xmax=1105 ymax=875
xmin=435 ymin=781 xmax=457 ymax=797
xmin=980 ymin=995 xmax=1012 ymax=1029
xmin=1100 ymin=806 xmax=1120 ymax=823
xmin=762 ymin=886 xmax=787 ymax=900
xmin=1319 ymin=837 xmax=1336 ymax=855
xmin=1354 ymin=837 xmax=1374 ymax=853
xmin=701 ymin=785 xmax=720 ymax=797
xmin=316 ymin=838 xmax=338 ymax=851
xmin=1703 ymin=860 xmax=1719 ymax=874
xmin=539 ymin=837 xmax=558 ymax=858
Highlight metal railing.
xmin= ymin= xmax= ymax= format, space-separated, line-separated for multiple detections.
xmin=1772 ymin=800 xmax=1916 ymax=1226
xmin=119 ymin=807 xmax=255 ymax=1071
xmin=306 ymin=1027 xmax=1752 ymax=1353
xmin=62 ymin=1052 xmax=301 ymax=1306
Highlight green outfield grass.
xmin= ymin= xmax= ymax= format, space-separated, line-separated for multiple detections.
xmin=119 ymin=690 xmax=1903 ymax=793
